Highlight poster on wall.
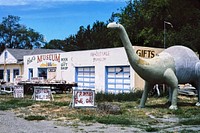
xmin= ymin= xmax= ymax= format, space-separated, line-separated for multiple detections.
xmin=13 ymin=85 xmax=24 ymax=98
xmin=33 ymin=86 xmax=52 ymax=101
xmin=73 ymin=89 xmax=95 ymax=108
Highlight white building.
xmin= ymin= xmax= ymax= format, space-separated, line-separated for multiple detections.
xmin=0 ymin=48 xmax=63 ymax=83
xmin=23 ymin=46 xmax=163 ymax=93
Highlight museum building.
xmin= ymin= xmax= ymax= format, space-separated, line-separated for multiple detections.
xmin=0 ymin=48 xmax=63 ymax=83
xmin=22 ymin=46 xmax=163 ymax=93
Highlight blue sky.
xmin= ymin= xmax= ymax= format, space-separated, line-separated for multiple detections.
xmin=0 ymin=0 xmax=127 ymax=42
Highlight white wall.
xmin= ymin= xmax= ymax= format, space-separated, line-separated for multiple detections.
xmin=23 ymin=46 xmax=163 ymax=92
xmin=24 ymin=47 xmax=134 ymax=92
xmin=0 ymin=49 xmax=17 ymax=64
xmin=0 ymin=49 xmax=22 ymax=82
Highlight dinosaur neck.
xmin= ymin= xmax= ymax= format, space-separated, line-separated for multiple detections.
xmin=118 ymin=24 xmax=140 ymax=67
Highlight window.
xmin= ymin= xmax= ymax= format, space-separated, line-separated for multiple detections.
xmin=0 ymin=70 xmax=3 ymax=80
xmin=38 ymin=68 xmax=47 ymax=79
xmin=4 ymin=51 xmax=7 ymax=60
xmin=105 ymin=66 xmax=130 ymax=94
xmin=75 ymin=67 xmax=95 ymax=90
xmin=13 ymin=69 xmax=19 ymax=79
xmin=7 ymin=69 xmax=10 ymax=82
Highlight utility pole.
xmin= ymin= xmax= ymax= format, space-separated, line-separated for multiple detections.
xmin=164 ymin=21 xmax=173 ymax=49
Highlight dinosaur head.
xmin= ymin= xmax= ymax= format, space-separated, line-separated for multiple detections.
xmin=107 ymin=22 xmax=121 ymax=29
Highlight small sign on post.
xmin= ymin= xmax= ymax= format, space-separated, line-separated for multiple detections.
xmin=33 ymin=86 xmax=53 ymax=101
xmin=13 ymin=85 xmax=24 ymax=98
xmin=73 ymin=89 xmax=95 ymax=108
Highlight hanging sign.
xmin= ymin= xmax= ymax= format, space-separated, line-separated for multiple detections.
xmin=13 ymin=85 xmax=24 ymax=98
xmin=73 ymin=89 xmax=95 ymax=108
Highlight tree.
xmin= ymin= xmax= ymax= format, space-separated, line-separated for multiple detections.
xmin=62 ymin=21 xmax=120 ymax=51
xmin=45 ymin=0 xmax=199 ymax=54
xmin=64 ymin=35 xmax=80 ymax=51
xmin=0 ymin=15 xmax=45 ymax=51
xmin=111 ymin=0 xmax=200 ymax=52
xmin=44 ymin=39 xmax=64 ymax=49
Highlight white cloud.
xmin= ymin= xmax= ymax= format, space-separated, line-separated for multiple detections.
xmin=0 ymin=0 xmax=27 ymax=6
xmin=0 ymin=0 xmax=124 ymax=6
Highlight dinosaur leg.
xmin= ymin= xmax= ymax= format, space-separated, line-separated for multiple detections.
xmin=164 ymin=69 xmax=178 ymax=110
xmin=138 ymin=81 xmax=154 ymax=108
xmin=196 ymin=88 xmax=200 ymax=106
xmin=193 ymin=82 xmax=200 ymax=106
xmin=168 ymin=87 xmax=172 ymax=102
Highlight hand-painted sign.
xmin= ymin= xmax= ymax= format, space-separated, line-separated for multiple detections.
xmin=33 ymin=86 xmax=51 ymax=101
xmin=27 ymin=56 xmax=36 ymax=65
xmin=37 ymin=54 xmax=60 ymax=63
xmin=136 ymin=49 xmax=156 ymax=58
xmin=90 ymin=51 xmax=110 ymax=62
xmin=13 ymin=85 xmax=24 ymax=98
xmin=61 ymin=58 xmax=68 ymax=70
xmin=73 ymin=89 xmax=95 ymax=108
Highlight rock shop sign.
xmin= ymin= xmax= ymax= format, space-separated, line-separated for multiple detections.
xmin=73 ymin=89 xmax=95 ymax=108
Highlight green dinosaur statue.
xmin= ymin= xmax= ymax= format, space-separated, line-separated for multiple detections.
xmin=107 ymin=22 xmax=200 ymax=110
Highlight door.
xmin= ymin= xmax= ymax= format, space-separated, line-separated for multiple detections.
xmin=28 ymin=68 xmax=33 ymax=80
xmin=105 ymin=66 xmax=130 ymax=94
xmin=75 ymin=67 xmax=95 ymax=90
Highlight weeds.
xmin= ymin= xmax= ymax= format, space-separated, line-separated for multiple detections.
xmin=180 ymin=118 xmax=200 ymax=125
xmin=0 ymin=99 xmax=34 ymax=110
xmin=25 ymin=115 xmax=46 ymax=121
xmin=145 ymin=126 xmax=159 ymax=132
xmin=96 ymin=115 xmax=133 ymax=125
xmin=53 ymin=101 xmax=70 ymax=106
xmin=80 ymin=115 xmax=96 ymax=121
xmin=0 ymin=92 xmax=199 ymax=132
xmin=95 ymin=91 xmax=143 ymax=102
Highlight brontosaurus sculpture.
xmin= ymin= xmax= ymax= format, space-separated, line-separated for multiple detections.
xmin=107 ymin=22 xmax=200 ymax=110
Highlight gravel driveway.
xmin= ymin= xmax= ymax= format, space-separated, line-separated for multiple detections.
xmin=0 ymin=110 xmax=75 ymax=133
xmin=0 ymin=110 xmax=143 ymax=133
xmin=1 ymin=110 xmax=200 ymax=133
